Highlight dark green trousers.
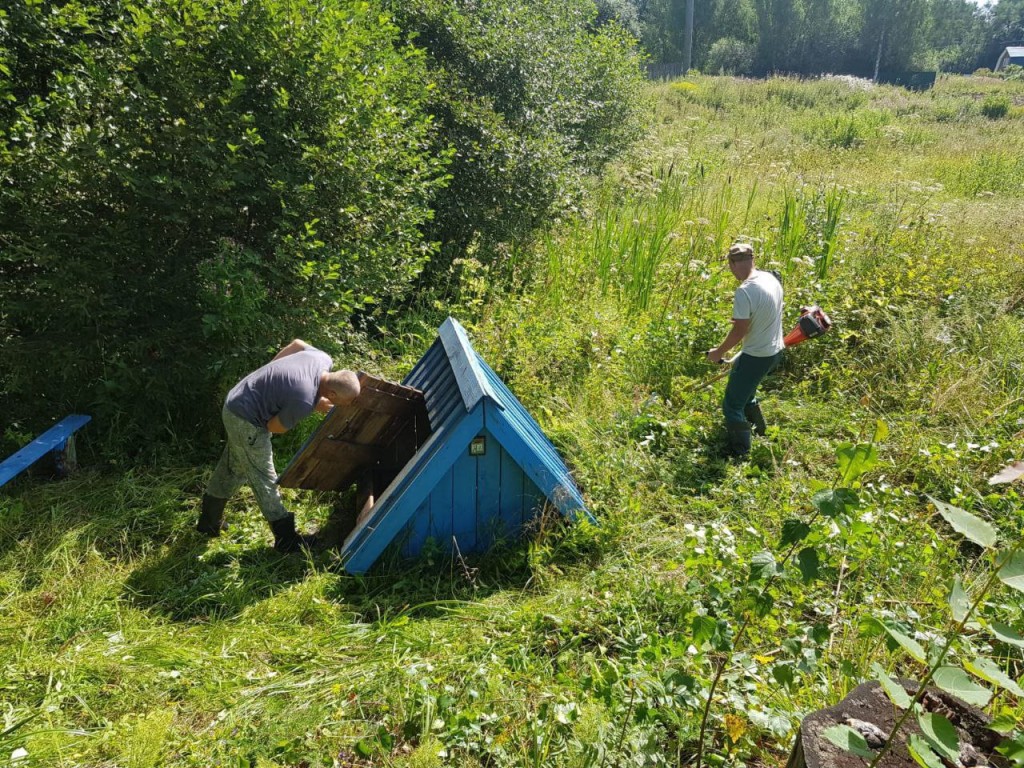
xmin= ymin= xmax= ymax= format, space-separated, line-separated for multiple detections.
xmin=723 ymin=351 xmax=782 ymax=424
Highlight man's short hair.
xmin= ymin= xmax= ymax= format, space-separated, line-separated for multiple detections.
xmin=727 ymin=242 xmax=754 ymax=259
xmin=323 ymin=369 xmax=360 ymax=402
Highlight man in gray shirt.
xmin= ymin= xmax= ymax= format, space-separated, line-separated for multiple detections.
xmin=198 ymin=339 xmax=360 ymax=552
xmin=707 ymin=242 xmax=784 ymax=458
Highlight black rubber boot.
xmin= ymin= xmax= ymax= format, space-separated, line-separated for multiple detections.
xmin=726 ymin=421 xmax=752 ymax=459
xmin=270 ymin=514 xmax=315 ymax=553
xmin=744 ymin=401 xmax=768 ymax=437
xmin=197 ymin=494 xmax=228 ymax=536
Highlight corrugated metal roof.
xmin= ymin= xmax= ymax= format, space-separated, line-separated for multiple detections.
xmin=340 ymin=317 xmax=589 ymax=573
xmin=1004 ymin=46 xmax=1024 ymax=57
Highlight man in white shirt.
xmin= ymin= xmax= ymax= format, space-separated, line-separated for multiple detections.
xmin=707 ymin=242 xmax=784 ymax=457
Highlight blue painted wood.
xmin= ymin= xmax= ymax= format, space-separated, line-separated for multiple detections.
xmin=438 ymin=318 xmax=500 ymax=413
xmin=429 ymin=465 xmax=454 ymax=544
xmin=479 ymin=356 xmax=571 ymax=474
xmin=483 ymin=392 xmax=581 ymax=506
xmin=498 ymin=442 xmax=526 ymax=535
xmin=0 ymin=415 xmax=91 ymax=488
xmin=404 ymin=338 xmax=465 ymax=432
xmin=337 ymin=316 xmax=589 ymax=573
xmin=406 ymin=496 xmax=432 ymax=556
xmin=474 ymin=427 xmax=503 ymax=549
xmin=485 ymin=405 xmax=591 ymax=522
xmin=449 ymin=431 xmax=479 ymax=553
xmin=342 ymin=406 xmax=484 ymax=573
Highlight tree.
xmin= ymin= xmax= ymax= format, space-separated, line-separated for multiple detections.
xmin=386 ymin=0 xmax=647 ymax=282
xmin=0 ymin=0 xmax=446 ymax=454
xmin=927 ymin=0 xmax=989 ymax=71
xmin=753 ymin=0 xmax=806 ymax=72
xmin=991 ymin=0 xmax=1024 ymax=43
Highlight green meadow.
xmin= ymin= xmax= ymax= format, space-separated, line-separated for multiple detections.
xmin=3 ymin=74 xmax=1024 ymax=767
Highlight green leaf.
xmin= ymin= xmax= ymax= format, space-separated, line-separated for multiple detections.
xmin=797 ymin=547 xmax=820 ymax=583
xmin=933 ymin=666 xmax=992 ymax=706
xmin=749 ymin=550 xmax=778 ymax=581
xmin=858 ymin=615 xmax=886 ymax=637
xmin=964 ymin=657 xmax=1024 ymax=697
xmin=907 ymin=734 xmax=945 ymax=768
xmin=780 ymin=519 xmax=811 ymax=547
xmin=991 ymin=620 xmax=1024 ymax=648
xmin=753 ymin=592 xmax=775 ymax=618
xmin=837 ymin=442 xmax=878 ymax=483
xmin=871 ymin=662 xmax=912 ymax=709
xmin=989 ymin=713 xmax=1019 ymax=734
xmin=812 ymin=488 xmax=859 ymax=518
xmin=772 ymin=663 xmax=795 ymax=689
xmin=355 ymin=739 xmax=374 ymax=758
xmin=692 ymin=615 xmax=717 ymax=645
xmin=998 ymin=550 xmax=1024 ymax=594
xmin=927 ymin=496 xmax=998 ymax=548
xmin=822 ymin=725 xmax=875 ymax=759
xmin=882 ymin=621 xmax=927 ymax=664
xmin=996 ymin=733 xmax=1024 ymax=766
xmin=949 ymin=577 xmax=971 ymax=623
xmin=873 ymin=419 xmax=889 ymax=444
xmin=917 ymin=712 xmax=960 ymax=761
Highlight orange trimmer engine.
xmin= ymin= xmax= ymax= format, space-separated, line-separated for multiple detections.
xmin=783 ymin=305 xmax=833 ymax=348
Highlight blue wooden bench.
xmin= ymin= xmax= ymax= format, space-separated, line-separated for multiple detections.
xmin=0 ymin=415 xmax=92 ymax=488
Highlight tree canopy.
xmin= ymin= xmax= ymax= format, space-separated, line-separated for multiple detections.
xmin=598 ymin=0 xmax=1023 ymax=74
xmin=0 ymin=0 xmax=646 ymax=457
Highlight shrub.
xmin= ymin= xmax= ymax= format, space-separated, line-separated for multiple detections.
xmin=980 ymin=93 xmax=1011 ymax=119
xmin=0 ymin=0 xmax=447 ymax=456
xmin=1002 ymin=64 xmax=1024 ymax=82
xmin=386 ymin=0 xmax=649 ymax=282
xmin=704 ymin=37 xmax=756 ymax=76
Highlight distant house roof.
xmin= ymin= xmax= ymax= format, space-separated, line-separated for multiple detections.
xmin=995 ymin=46 xmax=1024 ymax=70
xmin=287 ymin=317 xmax=590 ymax=573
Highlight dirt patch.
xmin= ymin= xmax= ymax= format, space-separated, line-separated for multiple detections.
xmin=787 ymin=680 xmax=1006 ymax=768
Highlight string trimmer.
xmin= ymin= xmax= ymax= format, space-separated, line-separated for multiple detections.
xmin=686 ymin=305 xmax=833 ymax=392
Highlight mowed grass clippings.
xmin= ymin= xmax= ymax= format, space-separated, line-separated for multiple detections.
xmin=3 ymin=73 xmax=1024 ymax=767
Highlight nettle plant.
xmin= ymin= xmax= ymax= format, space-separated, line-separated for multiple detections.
xmin=693 ymin=422 xmax=889 ymax=768
xmin=823 ymin=496 xmax=1024 ymax=767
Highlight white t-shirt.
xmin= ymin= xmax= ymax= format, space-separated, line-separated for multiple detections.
xmin=732 ymin=270 xmax=784 ymax=357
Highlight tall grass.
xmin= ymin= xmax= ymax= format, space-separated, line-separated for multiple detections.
xmin=4 ymin=74 xmax=1024 ymax=767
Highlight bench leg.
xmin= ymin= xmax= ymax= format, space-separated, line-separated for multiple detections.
xmin=52 ymin=435 xmax=78 ymax=478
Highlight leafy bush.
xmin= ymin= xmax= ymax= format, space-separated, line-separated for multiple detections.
xmin=980 ymin=93 xmax=1011 ymax=118
xmin=0 ymin=0 xmax=446 ymax=455
xmin=386 ymin=0 xmax=648 ymax=282
xmin=704 ymin=37 xmax=755 ymax=76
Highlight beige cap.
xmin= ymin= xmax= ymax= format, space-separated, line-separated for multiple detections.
xmin=727 ymin=242 xmax=754 ymax=258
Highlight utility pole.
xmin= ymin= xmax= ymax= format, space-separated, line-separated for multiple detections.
xmin=684 ymin=0 xmax=695 ymax=72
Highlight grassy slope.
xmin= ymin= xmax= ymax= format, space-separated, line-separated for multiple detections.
xmin=2 ymin=75 xmax=1024 ymax=767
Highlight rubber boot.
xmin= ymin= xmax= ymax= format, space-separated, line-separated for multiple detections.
xmin=270 ymin=514 xmax=315 ymax=553
xmin=726 ymin=421 xmax=752 ymax=459
xmin=197 ymin=494 xmax=228 ymax=536
xmin=744 ymin=401 xmax=768 ymax=437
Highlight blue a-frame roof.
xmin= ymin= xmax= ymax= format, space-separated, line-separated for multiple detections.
xmin=340 ymin=317 xmax=589 ymax=573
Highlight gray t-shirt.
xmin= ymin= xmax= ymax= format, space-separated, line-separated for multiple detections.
xmin=733 ymin=270 xmax=784 ymax=357
xmin=226 ymin=349 xmax=332 ymax=430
